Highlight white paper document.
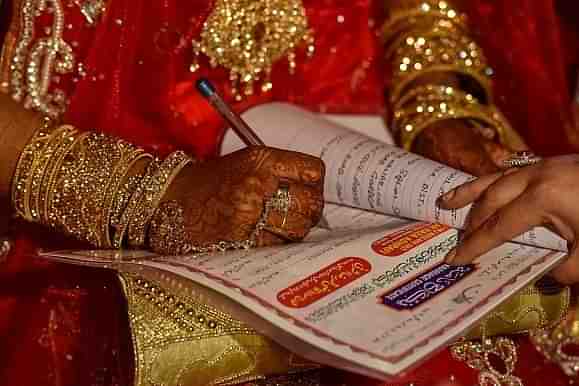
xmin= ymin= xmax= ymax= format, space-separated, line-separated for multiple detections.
xmin=44 ymin=204 xmax=565 ymax=378
xmin=42 ymin=104 xmax=568 ymax=379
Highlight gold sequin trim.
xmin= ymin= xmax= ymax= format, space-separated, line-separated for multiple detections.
xmin=451 ymin=337 xmax=522 ymax=386
xmin=118 ymin=271 xmax=318 ymax=386
xmin=10 ymin=0 xmax=75 ymax=117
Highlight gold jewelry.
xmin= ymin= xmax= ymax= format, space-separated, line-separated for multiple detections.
xmin=45 ymin=133 xmax=141 ymax=247
xmin=387 ymin=30 xmax=493 ymax=104
xmin=112 ymin=159 xmax=159 ymax=249
xmin=190 ymin=0 xmax=315 ymax=100
xmin=270 ymin=179 xmax=292 ymax=228
xmin=391 ymin=86 xmax=511 ymax=151
xmin=128 ymin=151 xmax=192 ymax=248
xmin=502 ymin=151 xmax=542 ymax=169
xmin=101 ymin=144 xmax=150 ymax=247
xmin=11 ymin=116 xmax=56 ymax=220
xmin=40 ymin=126 xmax=81 ymax=223
xmin=382 ymin=0 xmax=468 ymax=45
xmin=30 ymin=125 xmax=77 ymax=222
xmin=149 ymin=184 xmax=287 ymax=255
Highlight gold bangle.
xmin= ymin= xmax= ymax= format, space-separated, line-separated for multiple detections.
xmin=112 ymin=159 xmax=159 ymax=249
xmin=31 ymin=125 xmax=77 ymax=222
xmin=11 ymin=117 xmax=57 ymax=221
xmin=45 ymin=133 xmax=151 ymax=248
xmin=388 ymin=31 xmax=493 ymax=104
xmin=101 ymin=143 xmax=149 ymax=248
xmin=42 ymin=128 xmax=85 ymax=223
xmin=127 ymin=151 xmax=192 ymax=248
xmin=382 ymin=4 xmax=468 ymax=48
xmin=392 ymin=86 xmax=511 ymax=151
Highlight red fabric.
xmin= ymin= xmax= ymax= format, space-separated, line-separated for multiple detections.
xmin=1 ymin=0 xmax=579 ymax=385
xmin=464 ymin=0 xmax=579 ymax=156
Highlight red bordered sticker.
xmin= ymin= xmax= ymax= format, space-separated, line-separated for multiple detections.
xmin=277 ymin=257 xmax=371 ymax=308
xmin=372 ymin=223 xmax=450 ymax=257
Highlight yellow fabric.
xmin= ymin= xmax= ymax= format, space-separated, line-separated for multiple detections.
xmin=120 ymin=268 xmax=570 ymax=386
xmin=466 ymin=279 xmax=570 ymax=339
xmin=118 ymin=271 xmax=318 ymax=386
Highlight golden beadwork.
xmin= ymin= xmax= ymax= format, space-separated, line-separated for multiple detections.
xmin=74 ymin=0 xmax=107 ymax=25
xmin=10 ymin=0 xmax=75 ymax=117
xmin=190 ymin=0 xmax=315 ymax=100
xmin=451 ymin=337 xmax=522 ymax=386
xmin=119 ymin=271 xmax=318 ymax=386
xmin=530 ymin=313 xmax=579 ymax=377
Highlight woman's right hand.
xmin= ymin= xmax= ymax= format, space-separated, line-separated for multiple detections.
xmin=413 ymin=120 xmax=513 ymax=177
xmin=149 ymin=147 xmax=325 ymax=254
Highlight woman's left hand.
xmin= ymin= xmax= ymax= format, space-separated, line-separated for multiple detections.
xmin=413 ymin=120 xmax=513 ymax=177
xmin=437 ymin=155 xmax=579 ymax=284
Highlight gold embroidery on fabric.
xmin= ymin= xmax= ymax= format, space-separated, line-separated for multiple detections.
xmin=465 ymin=283 xmax=570 ymax=339
xmin=74 ymin=0 xmax=106 ymax=25
xmin=452 ymin=280 xmax=571 ymax=386
xmin=119 ymin=271 xmax=318 ymax=386
xmin=451 ymin=337 xmax=522 ymax=386
xmin=0 ymin=0 xmax=23 ymax=92
xmin=10 ymin=0 xmax=75 ymax=117
xmin=190 ymin=0 xmax=315 ymax=100
xmin=530 ymin=303 xmax=579 ymax=378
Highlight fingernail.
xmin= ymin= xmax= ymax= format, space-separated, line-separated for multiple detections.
xmin=444 ymin=248 xmax=457 ymax=264
xmin=438 ymin=190 xmax=455 ymax=204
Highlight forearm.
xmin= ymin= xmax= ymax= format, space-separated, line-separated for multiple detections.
xmin=0 ymin=92 xmax=42 ymax=198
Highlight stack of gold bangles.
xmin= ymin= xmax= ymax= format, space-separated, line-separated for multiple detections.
xmin=383 ymin=0 xmax=522 ymax=151
xmin=11 ymin=119 xmax=192 ymax=249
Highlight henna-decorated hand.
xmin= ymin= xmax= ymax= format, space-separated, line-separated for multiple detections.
xmin=413 ymin=120 xmax=513 ymax=177
xmin=149 ymin=147 xmax=325 ymax=254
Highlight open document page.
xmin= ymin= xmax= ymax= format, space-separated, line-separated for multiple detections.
xmin=43 ymin=204 xmax=566 ymax=379
xmin=222 ymin=103 xmax=566 ymax=252
xmin=42 ymin=103 xmax=568 ymax=379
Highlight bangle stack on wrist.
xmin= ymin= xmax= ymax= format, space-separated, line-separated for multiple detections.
xmin=11 ymin=122 xmax=192 ymax=249
xmin=383 ymin=0 xmax=524 ymax=151
xmin=392 ymin=85 xmax=511 ymax=151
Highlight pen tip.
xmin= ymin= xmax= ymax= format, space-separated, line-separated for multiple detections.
xmin=196 ymin=78 xmax=215 ymax=98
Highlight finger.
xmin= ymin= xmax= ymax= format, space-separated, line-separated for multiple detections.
xmin=438 ymin=168 xmax=520 ymax=210
xmin=446 ymin=193 xmax=544 ymax=265
xmin=462 ymin=168 xmax=532 ymax=234
xmin=264 ymin=184 xmax=323 ymax=241
xmin=481 ymin=141 xmax=512 ymax=169
xmin=267 ymin=148 xmax=326 ymax=186
xmin=290 ymin=183 xmax=325 ymax=224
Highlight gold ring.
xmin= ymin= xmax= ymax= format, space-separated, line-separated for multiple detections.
xmin=503 ymin=151 xmax=542 ymax=169
xmin=269 ymin=180 xmax=292 ymax=228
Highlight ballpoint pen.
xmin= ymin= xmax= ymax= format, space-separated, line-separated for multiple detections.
xmin=195 ymin=78 xmax=331 ymax=230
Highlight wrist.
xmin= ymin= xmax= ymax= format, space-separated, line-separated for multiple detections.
xmin=0 ymin=93 xmax=44 ymax=196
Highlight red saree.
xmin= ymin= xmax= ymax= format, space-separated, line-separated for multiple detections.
xmin=0 ymin=0 xmax=578 ymax=385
